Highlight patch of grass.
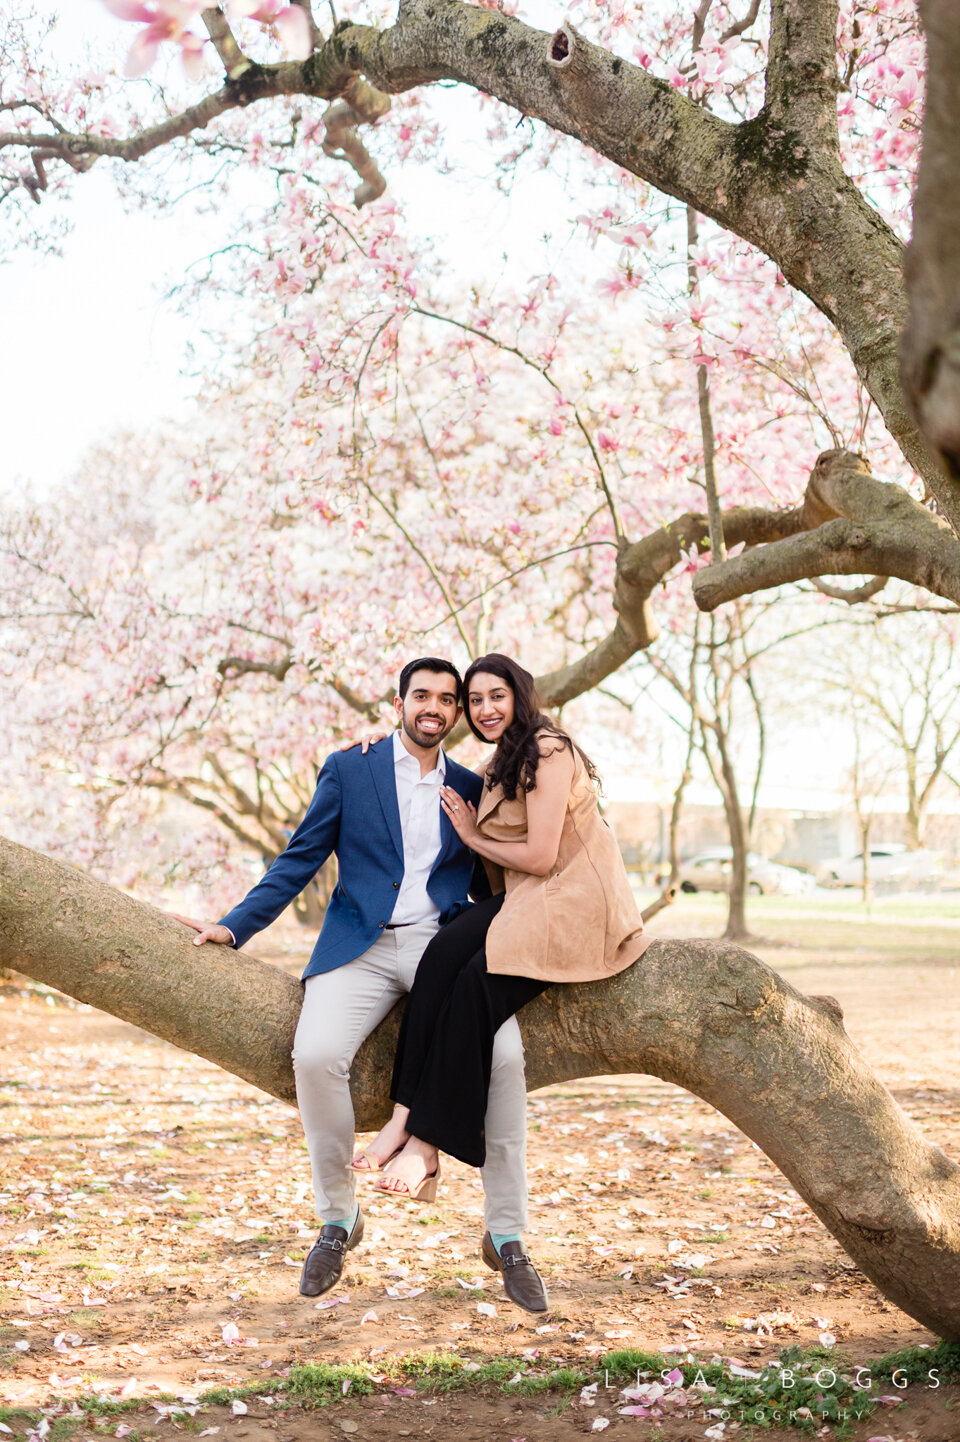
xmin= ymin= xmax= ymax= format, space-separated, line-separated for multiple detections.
xmin=282 ymin=1362 xmax=375 ymax=1405
xmin=515 ymin=1366 xmax=587 ymax=1396
xmin=19 ymin=1340 xmax=957 ymax=1436
xmin=602 ymin=1347 xmax=670 ymax=1378
xmin=48 ymin=1418 xmax=84 ymax=1441
xmin=872 ymin=1339 xmax=960 ymax=1383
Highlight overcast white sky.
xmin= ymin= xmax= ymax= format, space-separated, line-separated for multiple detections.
xmin=1 ymin=0 xmax=584 ymax=493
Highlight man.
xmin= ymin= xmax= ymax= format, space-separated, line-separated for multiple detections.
xmin=177 ymin=657 xmax=547 ymax=1312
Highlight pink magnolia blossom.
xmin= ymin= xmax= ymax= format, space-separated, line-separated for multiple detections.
xmin=101 ymin=0 xmax=207 ymax=80
xmin=227 ymin=0 xmax=313 ymax=60
xmin=888 ymin=65 xmax=920 ymax=128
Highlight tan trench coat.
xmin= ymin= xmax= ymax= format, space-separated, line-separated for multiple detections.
xmin=477 ymin=745 xmax=652 ymax=983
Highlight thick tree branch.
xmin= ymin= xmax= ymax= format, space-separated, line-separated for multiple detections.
xmin=201 ymin=7 xmax=251 ymax=80
xmin=537 ymin=503 xmax=804 ymax=706
xmin=693 ymin=450 xmax=960 ymax=611
xmin=765 ymin=0 xmax=840 ymax=141
xmin=218 ymin=654 xmax=294 ymax=680
xmin=4 ymin=836 xmax=960 ymax=1340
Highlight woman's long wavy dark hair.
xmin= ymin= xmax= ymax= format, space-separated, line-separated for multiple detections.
xmin=462 ymin=653 xmax=600 ymax=800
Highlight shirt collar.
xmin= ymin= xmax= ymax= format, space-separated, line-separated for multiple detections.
xmin=392 ymin=728 xmax=446 ymax=779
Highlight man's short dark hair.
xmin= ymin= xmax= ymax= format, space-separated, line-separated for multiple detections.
xmin=398 ymin=657 xmax=463 ymax=704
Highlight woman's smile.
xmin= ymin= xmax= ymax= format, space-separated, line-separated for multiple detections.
xmin=468 ymin=672 xmax=515 ymax=741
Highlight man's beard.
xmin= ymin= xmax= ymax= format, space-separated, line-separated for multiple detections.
xmin=401 ymin=709 xmax=450 ymax=748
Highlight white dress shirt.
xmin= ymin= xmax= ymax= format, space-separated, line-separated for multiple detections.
xmin=390 ymin=729 xmax=446 ymax=925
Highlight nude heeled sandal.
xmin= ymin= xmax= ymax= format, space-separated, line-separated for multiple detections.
xmin=349 ymin=1145 xmax=403 ymax=1174
xmin=374 ymin=1157 xmax=441 ymax=1202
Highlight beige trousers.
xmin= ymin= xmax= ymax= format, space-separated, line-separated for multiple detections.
xmin=292 ymin=920 xmax=529 ymax=1233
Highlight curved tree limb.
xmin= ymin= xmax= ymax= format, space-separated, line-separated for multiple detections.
xmin=202 ymin=454 xmax=951 ymax=725
xmin=810 ymin=575 xmax=889 ymax=604
xmin=693 ymin=450 xmax=960 ymax=612
xmin=536 ymin=503 xmax=804 ymax=706
xmin=3 ymin=834 xmax=959 ymax=1339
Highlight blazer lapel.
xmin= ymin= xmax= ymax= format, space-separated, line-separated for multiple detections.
xmin=430 ymin=754 xmax=459 ymax=877
xmin=370 ymin=739 xmax=404 ymax=863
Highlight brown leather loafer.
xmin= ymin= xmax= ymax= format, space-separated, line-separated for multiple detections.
xmin=481 ymin=1231 xmax=548 ymax=1314
xmin=300 ymin=1207 xmax=364 ymax=1297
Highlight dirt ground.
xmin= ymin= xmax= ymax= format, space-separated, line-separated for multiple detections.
xmin=2 ymin=892 xmax=959 ymax=1440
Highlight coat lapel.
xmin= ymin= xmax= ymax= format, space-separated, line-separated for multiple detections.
xmin=370 ymin=738 xmax=404 ymax=864
xmin=477 ymin=777 xmax=505 ymax=826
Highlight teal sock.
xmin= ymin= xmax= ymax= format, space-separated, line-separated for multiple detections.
xmin=325 ymin=1202 xmax=359 ymax=1233
xmin=489 ymin=1231 xmax=522 ymax=1255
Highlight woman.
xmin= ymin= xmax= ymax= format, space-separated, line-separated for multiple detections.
xmin=351 ymin=653 xmax=652 ymax=1200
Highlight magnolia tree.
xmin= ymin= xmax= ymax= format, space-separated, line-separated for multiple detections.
xmin=0 ymin=181 xmax=919 ymax=929
xmin=0 ymin=238 xmax=827 ymax=914
xmin=5 ymin=0 xmax=960 ymax=1332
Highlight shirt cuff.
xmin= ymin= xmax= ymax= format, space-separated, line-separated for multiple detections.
xmin=224 ymin=928 xmax=237 ymax=947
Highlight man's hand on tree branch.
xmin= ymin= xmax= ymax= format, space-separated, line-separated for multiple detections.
xmin=168 ymin=913 xmax=234 ymax=946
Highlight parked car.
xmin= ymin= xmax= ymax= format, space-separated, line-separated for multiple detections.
xmin=659 ymin=846 xmax=816 ymax=896
xmin=817 ymin=843 xmax=943 ymax=888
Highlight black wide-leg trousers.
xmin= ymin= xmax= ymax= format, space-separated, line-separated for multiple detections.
xmin=391 ymin=893 xmax=550 ymax=1168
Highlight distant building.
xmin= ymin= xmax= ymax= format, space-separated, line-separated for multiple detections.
xmin=605 ymin=800 xmax=960 ymax=874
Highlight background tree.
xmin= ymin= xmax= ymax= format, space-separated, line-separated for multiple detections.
xmin=633 ymin=598 xmax=794 ymax=941
xmin=815 ymin=612 xmax=960 ymax=854
xmin=847 ymin=703 xmax=894 ymax=905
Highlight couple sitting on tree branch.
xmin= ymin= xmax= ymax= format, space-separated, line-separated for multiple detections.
xmin=175 ymin=653 xmax=652 ymax=1312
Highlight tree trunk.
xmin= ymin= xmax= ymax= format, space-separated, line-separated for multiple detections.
xmin=859 ymin=820 xmax=873 ymax=907
xmin=905 ymin=805 xmax=923 ymax=853
xmin=901 ymin=0 xmax=960 ymax=515
xmin=710 ymin=725 xmax=751 ymax=942
xmin=3 ymin=835 xmax=960 ymax=1340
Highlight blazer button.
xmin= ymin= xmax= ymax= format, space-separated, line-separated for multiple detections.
xmin=393 ymin=881 xmax=400 ymax=889
xmin=378 ymin=921 xmax=385 ymax=929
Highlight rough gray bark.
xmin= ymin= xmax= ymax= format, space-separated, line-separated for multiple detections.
xmin=2 ymin=0 xmax=956 ymax=528
xmin=3 ymin=834 xmax=960 ymax=1340
xmin=901 ymin=0 xmax=960 ymax=504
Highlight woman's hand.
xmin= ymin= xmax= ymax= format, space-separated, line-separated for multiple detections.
xmin=339 ymin=731 xmax=388 ymax=754
xmin=169 ymin=913 xmax=234 ymax=947
xmin=440 ymin=786 xmax=480 ymax=846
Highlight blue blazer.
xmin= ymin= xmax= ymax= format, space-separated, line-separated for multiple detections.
xmin=218 ymin=737 xmax=487 ymax=980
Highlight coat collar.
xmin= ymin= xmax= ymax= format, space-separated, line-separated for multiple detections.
xmin=477 ymin=777 xmax=505 ymax=825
